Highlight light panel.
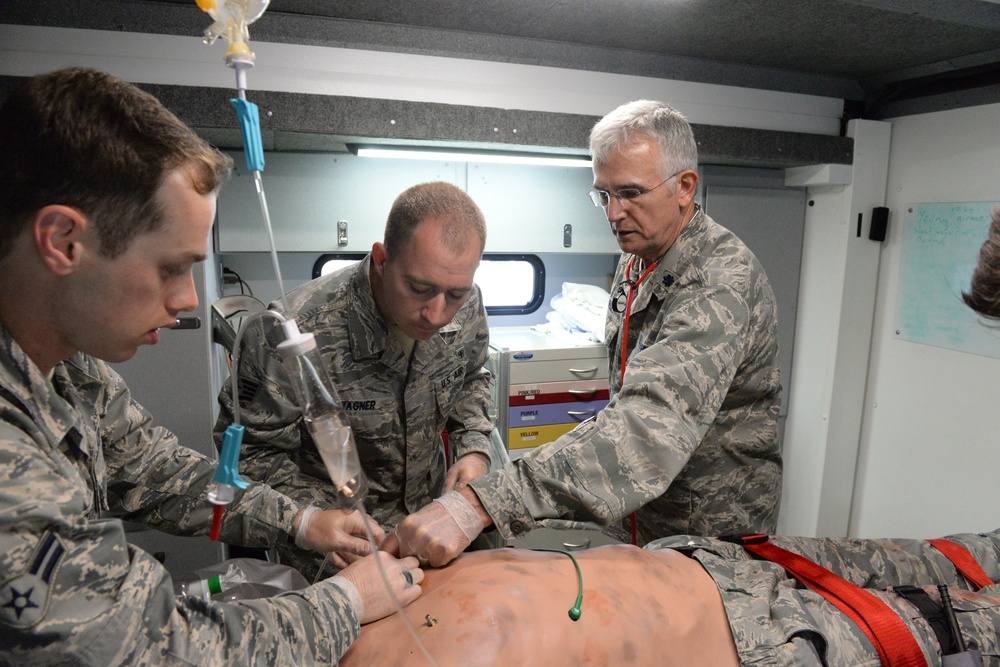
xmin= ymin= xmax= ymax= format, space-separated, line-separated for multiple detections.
xmin=355 ymin=146 xmax=592 ymax=168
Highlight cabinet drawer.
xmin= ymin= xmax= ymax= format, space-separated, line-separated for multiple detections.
xmin=509 ymin=358 xmax=608 ymax=384
xmin=508 ymin=422 xmax=582 ymax=449
xmin=509 ymin=399 xmax=608 ymax=428
xmin=509 ymin=379 xmax=609 ymax=406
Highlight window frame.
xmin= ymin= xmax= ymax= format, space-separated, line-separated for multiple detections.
xmin=311 ymin=252 xmax=545 ymax=316
xmin=476 ymin=253 xmax=545 ymax=316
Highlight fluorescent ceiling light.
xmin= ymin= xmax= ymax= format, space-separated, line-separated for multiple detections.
xmin=354 ymin=146 xmax=592 ymax=168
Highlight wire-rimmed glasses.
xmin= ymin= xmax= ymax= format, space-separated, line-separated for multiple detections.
xmin=587 ymin=170 xmax=683 ymax=209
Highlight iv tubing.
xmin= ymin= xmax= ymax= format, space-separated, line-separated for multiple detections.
xmin=227 ymin=309 xmax=438 ymax=665
xmin=310 ymin=511 xmax=438 ymax=666
xmin=253 ymin=170 xmax=290 ymax=314
xmin=218 ymin=35 xmax=437 ymax=665
xmin=229 ymin=59 xmax=290 ymax=315
xmin=367 ymin=512 xmax=439 ymax=667
xmin=233 ymin=62 xmax=249 ymax=100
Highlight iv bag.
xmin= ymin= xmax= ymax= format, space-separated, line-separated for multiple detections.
xmin=277 ymin=329 xmax=368 ymax=509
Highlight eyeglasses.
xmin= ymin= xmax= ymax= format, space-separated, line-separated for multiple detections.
xmin=587 ymin=170 xmax=683 ymax=209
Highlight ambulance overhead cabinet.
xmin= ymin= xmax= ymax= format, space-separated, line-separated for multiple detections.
xmin=215 ymin=152 xmax=618 ymax=254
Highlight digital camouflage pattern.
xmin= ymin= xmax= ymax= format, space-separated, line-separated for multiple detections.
xmin=651 ymin=530 xmax=1000 ymax=665
xmin=471 ymin=207 xmax=782 ymax=544
xmin=0 ymin=325 xmax=360 ymax=665
xmin=215 ymin=256 xmax=493 ymax=577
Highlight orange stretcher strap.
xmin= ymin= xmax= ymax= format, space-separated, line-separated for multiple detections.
xmin=725 ymin=534 xmax=928 ymax=667
xmin=928 ymin=538 xmax=995 ymax=591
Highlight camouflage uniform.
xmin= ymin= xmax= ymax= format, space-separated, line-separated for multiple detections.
xmin=650 ymin=530 xmax=1000 ymax=665
xmin=0 ymin=326 xmax=360 ymax=665
xmin=215 ymin=256 xmax=493 ymax=577
xmin=470 ymin=206 xmax=782 ymax=544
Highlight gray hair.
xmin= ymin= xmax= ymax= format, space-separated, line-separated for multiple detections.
xmin=589 ymin=100 xmax=698 ymax=177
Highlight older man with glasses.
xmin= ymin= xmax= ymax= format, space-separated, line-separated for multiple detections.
xmin=386 ymin=99 xmax=782 ymax=566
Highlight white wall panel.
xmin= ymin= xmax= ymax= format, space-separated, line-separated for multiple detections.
xmin=851 ymin=103 xmax=1000 ymax=538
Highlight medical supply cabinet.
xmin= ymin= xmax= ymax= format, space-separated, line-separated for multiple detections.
xmin=486 ymin=326 xmax=620 ymax=549
xmin=487 ymin=327 xmax=609 ymax=451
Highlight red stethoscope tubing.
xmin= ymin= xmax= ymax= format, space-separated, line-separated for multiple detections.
xmin=618 ymin=254 xmax=658 ymax=546
xmin=619 ymin=255 xmax=659 ymax=385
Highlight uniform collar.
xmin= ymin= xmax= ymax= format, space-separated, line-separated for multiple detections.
xmin=0 ymin=325 xmax=98 ymax=471
xmin=346 ymin=255 xmax=395 ymax=362
xmin=625 ymin=204 xmax=706 ymax=311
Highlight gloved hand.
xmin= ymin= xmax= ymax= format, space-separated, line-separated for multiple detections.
xmin=443 ymin=452 xmax=490 ymax=492
xmin=294 ymin=506 xmax=385 ymax=569
xmin=330 ymin=551 xmax=423 ymax=624
xmin=381 ymin=490 xmax=486 ymax=567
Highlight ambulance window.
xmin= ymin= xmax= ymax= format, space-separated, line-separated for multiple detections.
xmin=313 ymin=253 xmax=365 ymax=277
xmin=475 ymin=254 xmax=544 ymax=315
xmin=312 ymin=253 xmax=544 ymax=315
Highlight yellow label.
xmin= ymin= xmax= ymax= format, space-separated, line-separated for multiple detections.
xmin=508 ymin=422 xmax=579 ymax=449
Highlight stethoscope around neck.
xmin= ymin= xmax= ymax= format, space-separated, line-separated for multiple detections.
xmin=612 ymin=254 xmax=663 ymax=548
xmin=612 ymin=254 xmax=659 ymax=385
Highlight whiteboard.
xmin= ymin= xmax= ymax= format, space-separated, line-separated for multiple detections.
xmin=894 ymin=201 xmax=1000 ymax=357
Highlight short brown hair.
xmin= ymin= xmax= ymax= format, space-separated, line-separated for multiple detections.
xmin=0 ymin=67 xmax=232 ymax=262
xmin=383 ymin=181 xmax=487 ymax=259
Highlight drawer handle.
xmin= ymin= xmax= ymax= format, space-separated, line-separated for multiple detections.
xmin=567 ymin=389 xmax=599 ymax=396
xmin=563 ymin=540 xmax=590 ymax=551
xmin=567 ymin=410 xmax=596 ymax=417
xmin=568 ymin=367 xmax=598 ymax=377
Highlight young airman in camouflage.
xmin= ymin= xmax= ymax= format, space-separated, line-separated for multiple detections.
xmin=386 ymin=99 xmax=781 ymax=565
xmin=215 ymin=181 xmax=494 ymax=579
xmin=0 ymin=67 xmax=422 ymax=665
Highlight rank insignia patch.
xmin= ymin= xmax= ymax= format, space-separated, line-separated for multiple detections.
xmin=1 ymin=531 xmax=64 ymax=628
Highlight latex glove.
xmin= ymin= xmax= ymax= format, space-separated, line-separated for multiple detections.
xmin=443 ymin=452 xmax=490 ymax=493
xmin=326 ymin=520 xmax=394 ymax=569
xmin=381 ymin=490 xmax=485 ymax=567
xmin=295 ymin=506 xmax=385 ymax=569
xmin=330 ymin=552 xmax=423 ymax=624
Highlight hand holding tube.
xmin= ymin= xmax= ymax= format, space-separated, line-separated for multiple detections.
xmin=294 ymin=506 xmax=384 ymax=569
xmin=383 ymin=490 xmax=485 ymax=567
xmin=330 ymin=552 xmax=423 ymax=624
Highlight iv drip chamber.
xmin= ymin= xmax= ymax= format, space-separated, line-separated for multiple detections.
xmin=276 ymin=325 xmax=369 ymax=509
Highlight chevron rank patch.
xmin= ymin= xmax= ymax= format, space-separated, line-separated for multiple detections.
xmin=1 ymin=531 xmax=65 ymax=628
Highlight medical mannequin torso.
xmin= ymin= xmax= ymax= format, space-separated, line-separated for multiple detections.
xmin=340 ymin=544 xmax=740 ymax=667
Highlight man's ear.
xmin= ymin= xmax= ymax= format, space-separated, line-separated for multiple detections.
xmin=676 ymin=170 xmax=700 ymax=207
xmin=371 ymin=242 xmax=388 ymax=276
xmin=33 ymin=205 xmax=90 ymax=276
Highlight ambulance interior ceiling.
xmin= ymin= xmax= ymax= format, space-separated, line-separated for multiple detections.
xmin=4 ymin=0 xmax=1000 ymax=164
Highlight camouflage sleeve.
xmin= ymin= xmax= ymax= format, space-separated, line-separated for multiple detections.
xmin=469 ymin=283 xmax=751 ymax=539
xmin=649 ymin=530 xmax=1000 ymax=590
xmin=768 ymin=531 xmax=1000 ymax=589
xmin=98 ymin=360 xmax=303 ymax=547
xmin=0 ymin=418 xmax=359 ymax=664
xmin=445 ymin=289 xmax=493 ymax=462
xmin=214 ymin=314 xmax=338 ymax=510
